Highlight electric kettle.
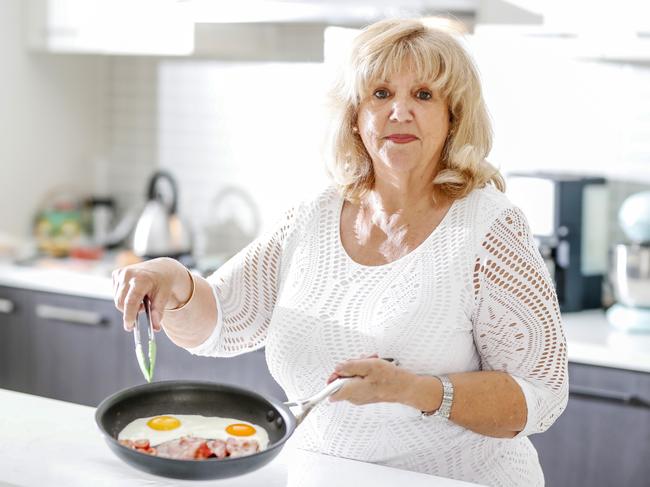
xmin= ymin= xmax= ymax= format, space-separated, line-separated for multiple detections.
xmin=132 ymin=171 xmax=192 ymax=258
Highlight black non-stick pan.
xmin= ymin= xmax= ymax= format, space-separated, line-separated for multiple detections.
xmin=95 ymin=378 xmax=351 ymax=480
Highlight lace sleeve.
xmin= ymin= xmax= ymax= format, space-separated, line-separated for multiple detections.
xmin=472 ymin=206 xmax=569 ymax=437
xmin=185 ymin=206 xmax=299 ymax=358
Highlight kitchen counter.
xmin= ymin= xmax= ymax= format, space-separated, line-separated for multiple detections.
xmin=2 ymin=263 xmax=650 ymax=374
xmin=0 ymin=262 xmax=113 ymax=300
xmin=563 ymin=310 xmax=650 ymax=373
xmin=0 ymin=389 xmax=480 ymax=487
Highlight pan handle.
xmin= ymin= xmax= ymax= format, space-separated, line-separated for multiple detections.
xmin=284 ymin=377 xmax=353 ymax=408
xmin=284 ymin=357 xmax=400 ymax=425
xmin=284 ymin=377 xmax=354 ymax=425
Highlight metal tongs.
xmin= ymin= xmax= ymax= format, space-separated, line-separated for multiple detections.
xmin=284 ymin=357 xmax=399 ymax=425
xmin=133 ymin=297 xmax=157 ymax=383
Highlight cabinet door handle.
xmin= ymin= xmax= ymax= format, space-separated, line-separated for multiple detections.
xmin=570 ymin=385 xmax=650 ymax=410
xmin=0 ymin=298 xmax=15 ymax=314
xmin=35 ymin=304 xmax=105 ymax=326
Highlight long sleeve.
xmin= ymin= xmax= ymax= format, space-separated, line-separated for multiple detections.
xmin=471 ymin=206 xmax=569 ymax=437
xmin=185 ymin=205 xmax=301 ymax=358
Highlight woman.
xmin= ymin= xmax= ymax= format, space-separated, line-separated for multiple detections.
xmin=113 ymin=19 xmax=568 ymax=486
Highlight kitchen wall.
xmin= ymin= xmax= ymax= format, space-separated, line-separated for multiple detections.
xmin=471 ymin=35 xmax=650 ymax=181
xmin=0 ymin=0 xmax=108 ymax=241
xmin=2 ymin=1 xmax=649 ymax=253
xmin=470 ymin=33 xmax=650 ymax=242
xmin=104 ymin=58 xmax=158 ymax=217
xmin=102 ymin=35 xmax=650 ymax=255
xmin=105 ymin=57 xmax=331 ymax=256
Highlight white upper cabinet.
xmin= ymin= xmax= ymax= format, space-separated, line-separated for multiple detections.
xmin=26 ymin=0 xmax=194 ymax=55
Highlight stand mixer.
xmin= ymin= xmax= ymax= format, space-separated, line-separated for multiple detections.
xmin=607 ymin=190 xmax=650 ymax=332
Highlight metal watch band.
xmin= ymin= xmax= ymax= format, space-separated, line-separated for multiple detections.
xmin=421 ymin=375 xmax=454 ymax=419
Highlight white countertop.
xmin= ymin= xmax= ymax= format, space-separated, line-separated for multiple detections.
xmin=563 ymin=310 xmax=650 ymax=373
xmin=0 ymin=389 xmax=480 ymax=487
xmin=2 ymin=263 xmax=650 ymax=373
xmin=0 ymin=262 xmax=113 ymax=300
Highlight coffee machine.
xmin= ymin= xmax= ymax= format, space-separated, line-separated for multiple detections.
xmin=507 ymin=173 xmax=608 ymax=312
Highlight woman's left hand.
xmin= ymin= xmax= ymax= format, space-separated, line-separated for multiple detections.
xmin=327 ymin=354 xmax=412 ymax=406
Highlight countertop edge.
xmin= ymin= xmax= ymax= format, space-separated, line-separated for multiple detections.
xmin=0 ymin=264 xmax=113 ymax=300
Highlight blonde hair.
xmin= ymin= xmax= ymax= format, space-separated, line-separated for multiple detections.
xmin=326 ymin=18 xmax=505 ymax=203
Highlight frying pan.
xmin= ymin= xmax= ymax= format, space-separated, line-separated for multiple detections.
xmin=95 ymin=378 xmax=351 ymax=480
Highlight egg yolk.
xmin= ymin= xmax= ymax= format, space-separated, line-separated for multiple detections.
xmin=147 ymin=415 xmax=181 ymax=431
xmin=226 ymin=423 xmax=256 ymax=436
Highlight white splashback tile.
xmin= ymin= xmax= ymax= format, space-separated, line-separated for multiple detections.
xmin=106 ymin=58 xmax=330 ymax=256
xmin=106 ymin=57 xmax=158 ymax=213
xmin=156 ymin=61 xmax=330 ymax=237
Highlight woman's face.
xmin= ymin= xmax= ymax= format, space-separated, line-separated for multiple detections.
xmin=356 ymin=68 xmax=450 ymax=178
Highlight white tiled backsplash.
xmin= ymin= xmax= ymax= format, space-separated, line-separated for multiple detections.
xmin=102 ymin=52 xmax=650 ymax=256
xmin=106 ymin=58 xmax=159 ymax=213
xmin=156 ymin=61 xmax=330 ymax=235
xmin=104 ymin=57 xmax=331 ymax=256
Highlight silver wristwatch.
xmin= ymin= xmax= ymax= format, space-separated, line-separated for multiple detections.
xmin=421 ymin=375 xmax=454 ymax=420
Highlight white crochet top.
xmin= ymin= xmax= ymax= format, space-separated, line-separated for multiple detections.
xmin=187 ymin=184 xmax=568 ymax=487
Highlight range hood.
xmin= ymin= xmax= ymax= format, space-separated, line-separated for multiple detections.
xmin=187 ymin=0 xmax=477 ymax=61
xmin=183 ymin=0 xmax=477 ymax=25
xmin=190 ymin=0 xmax=650 ymax=63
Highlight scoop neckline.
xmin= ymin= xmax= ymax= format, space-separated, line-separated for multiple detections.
xmin=335 ymin=191 xmax=460 ymax=269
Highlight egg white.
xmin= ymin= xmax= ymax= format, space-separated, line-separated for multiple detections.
xmin=118 ymin=414 xmax=270 ymax=449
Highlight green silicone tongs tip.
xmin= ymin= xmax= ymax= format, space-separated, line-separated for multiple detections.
xmin=133 ymin=297 xmax=156 ymax=383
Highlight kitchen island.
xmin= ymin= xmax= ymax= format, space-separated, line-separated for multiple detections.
xmin=0 ymin=389 xmax=481 ymax=487
xmin=3 ymin=264 xmax=650 ymax=487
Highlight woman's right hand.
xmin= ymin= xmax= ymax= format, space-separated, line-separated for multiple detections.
xmin=112 ymin=257 xmax=193 ymax=332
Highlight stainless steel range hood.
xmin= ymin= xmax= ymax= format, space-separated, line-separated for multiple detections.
xmin=186 ymin=0 xmax=477 ymax=61
xmin=184 ymin=0 xmax=478 ymax=25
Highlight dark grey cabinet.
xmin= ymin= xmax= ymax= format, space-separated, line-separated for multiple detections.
xmin=0 ymin=287 xmax=34 ymax=392
xmin=530 ymin=363 xmax=650 ymax=487
xmin=0 ymin=285 xmax=286 ymax=407
xmin=30 ymin=291 xmax=128 ymax=406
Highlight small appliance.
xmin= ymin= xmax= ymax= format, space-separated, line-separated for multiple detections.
xmin=87 ymin=196 xmax=115 ymax=246
xmin=132 ymin=171 xmax=192 ymax=259
xmin=607 ymin=190 xmax=650 ymax=332
xmin=507 ymin=172 xmax=608 ymax=312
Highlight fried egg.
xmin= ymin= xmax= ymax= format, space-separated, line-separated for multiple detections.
xmin=118 ymin=414 xmax=270 ymax=449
